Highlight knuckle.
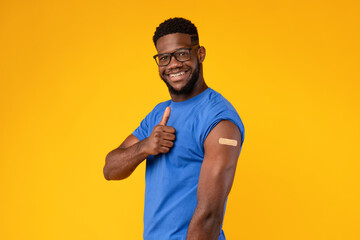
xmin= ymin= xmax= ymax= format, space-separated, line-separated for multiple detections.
xmin=154 ymin=125 xmax=162 ymax=131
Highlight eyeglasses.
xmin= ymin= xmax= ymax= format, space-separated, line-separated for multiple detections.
xmin=153 ymin=45 xmax=199 ymax=66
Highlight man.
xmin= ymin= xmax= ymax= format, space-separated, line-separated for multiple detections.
xmin=103 ymin=17 xmax=245 ymax=240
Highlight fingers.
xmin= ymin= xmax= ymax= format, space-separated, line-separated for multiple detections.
xmin=153 ymin=125 xmax=176 ymax=134
xmin=162 ymin=126 xmax=176 ymax=134
xmin=162 ymin=132 xmax=176 ymax=141
xmin=159 ymin=107 xmax=171 ymax=126
xmin=160 ymin=139 xmax=174 ymax=148
xmin=146 ymin=107 xmax=175 ymax=155
xmin=158 ymin=146 xmax=171 ymax=154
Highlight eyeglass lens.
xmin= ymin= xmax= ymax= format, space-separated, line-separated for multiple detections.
xmin=156 ymin=49 xmax=191 ymax=66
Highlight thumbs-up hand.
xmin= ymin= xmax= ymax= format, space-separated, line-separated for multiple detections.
xmin=159 ymin=106 xmax=171 ymax=126
xmin=143 ymin=107 xmax=176 ymax=155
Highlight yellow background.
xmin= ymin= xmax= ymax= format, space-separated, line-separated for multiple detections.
xmin=1 ymin=0 xmax=359 ymax=239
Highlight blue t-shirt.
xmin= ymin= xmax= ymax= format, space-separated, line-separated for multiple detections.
xmin=132 ymin=88 xmax=244 ymax=240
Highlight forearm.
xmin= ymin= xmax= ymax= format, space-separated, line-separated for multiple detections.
xmin=186 ymin=206 xmax=224 ymax=240
xmin=103 ymin=139 xmax=150 ymax=180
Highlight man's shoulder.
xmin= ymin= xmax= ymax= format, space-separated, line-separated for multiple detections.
xmin=205 ymin=88 xmax=238 ymax=114
xmin=203 ymin=88 xmax=245 ymax=146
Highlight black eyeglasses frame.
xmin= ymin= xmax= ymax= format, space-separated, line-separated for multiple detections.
xmin=153 ymin=45 xmax=199 ymax=67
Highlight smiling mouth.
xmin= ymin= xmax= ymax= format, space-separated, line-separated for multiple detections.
xmin=167 ymin=69 xmax=190 ymax=81
xmin=169 ymin=71 xmax=186 ymax=77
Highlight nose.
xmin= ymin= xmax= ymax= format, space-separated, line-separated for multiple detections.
xmin=167 ymin=55 xmax=183 ymax=68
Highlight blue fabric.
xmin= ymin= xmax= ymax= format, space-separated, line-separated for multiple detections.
xmin=132 ymin=88 xmax=245 ymax=240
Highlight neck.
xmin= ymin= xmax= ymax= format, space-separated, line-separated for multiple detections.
xmin=170 ymin=77 xmax=208 ymax=102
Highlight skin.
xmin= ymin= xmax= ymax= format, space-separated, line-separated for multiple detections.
xmin=156 ymin=33 xmax=207 ymax=102
xmin=103 ymin=33 xmax=242 ymax=239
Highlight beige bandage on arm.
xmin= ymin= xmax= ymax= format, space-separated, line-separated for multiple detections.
xmin=218 ymin=137 xmax=238 ymax=146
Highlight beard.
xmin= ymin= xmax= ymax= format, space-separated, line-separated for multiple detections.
xmin=160 ymin=61 xmax=201 ymax=96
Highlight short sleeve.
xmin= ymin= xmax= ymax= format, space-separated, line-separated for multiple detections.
xmin=132 ymin=112 xmax=151 ymax=141
xmin=201 ymin=109 xmax=245 ymax=148
xmin=132 ymin=101 xmax=170 ymax=141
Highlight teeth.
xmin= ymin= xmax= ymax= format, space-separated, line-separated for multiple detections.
xmin=169 ymin=72 xmax=185 ymax=77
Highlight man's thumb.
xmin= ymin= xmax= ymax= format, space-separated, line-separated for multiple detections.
xmin=159 ymin=107 xmax=171 ymax=126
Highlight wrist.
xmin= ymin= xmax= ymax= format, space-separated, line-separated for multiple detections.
xmin=139 ymin=138 xmax=151 ymax=156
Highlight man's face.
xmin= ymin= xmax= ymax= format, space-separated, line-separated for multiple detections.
xmin=155 ymin=33 xmax=201 ymax=95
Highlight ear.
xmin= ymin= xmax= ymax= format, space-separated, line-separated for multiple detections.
xmin=197 ymin=46 xmax=206 ymax=63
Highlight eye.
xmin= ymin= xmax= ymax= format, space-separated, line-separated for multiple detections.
xmin=175 ymin=50 xmax=190 ymax=61
xmin=178 ymin=51 xmax=188 ymax=56
xmin=159 ymin=55 xmax=169 ymax=61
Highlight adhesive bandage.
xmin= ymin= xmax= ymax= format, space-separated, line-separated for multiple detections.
xmin=218 ymin=137 xmax=238 ymax=146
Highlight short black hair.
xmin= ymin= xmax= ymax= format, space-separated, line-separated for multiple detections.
xmin=153 ymin=17 xmax=199 ymax=47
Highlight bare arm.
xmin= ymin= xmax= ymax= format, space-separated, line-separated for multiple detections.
xmin=103 ymin=134 xmax=147 ymax=180
xmin=103 ymin=107 xmax=175 ymax=180
xmin=186 ymin=120 xmax=242 ymax=240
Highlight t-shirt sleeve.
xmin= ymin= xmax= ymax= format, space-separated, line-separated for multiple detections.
xmin=132 ymin=102 xmax=170 ymax=142
xmin=200 ymin=109 xmax=245 ymax=149
xmin=132 ymin=112 xmax=152 ymax=141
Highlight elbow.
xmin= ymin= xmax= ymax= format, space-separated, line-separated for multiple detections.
xmin=103 ymin=162 xmax=130 ymax=181
xmin=103 ymin=153 xmax=116 ymax=180
xmin=103 ymin=169 xmax=110 ymax=181
xmin=193 ymin=203 xmax=224 ymax=226
xmin=103 ymin=150 xmax=132 ymax=180
xmin=188 ymin=206 xmax=223 ymax=238
xmin=103 ymin=153 xmax=112 ymax=180
xmin=103 ymin=164 xmax=112 ymax=180
xmin=199 ymin=208 xmax=223 ymax=224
